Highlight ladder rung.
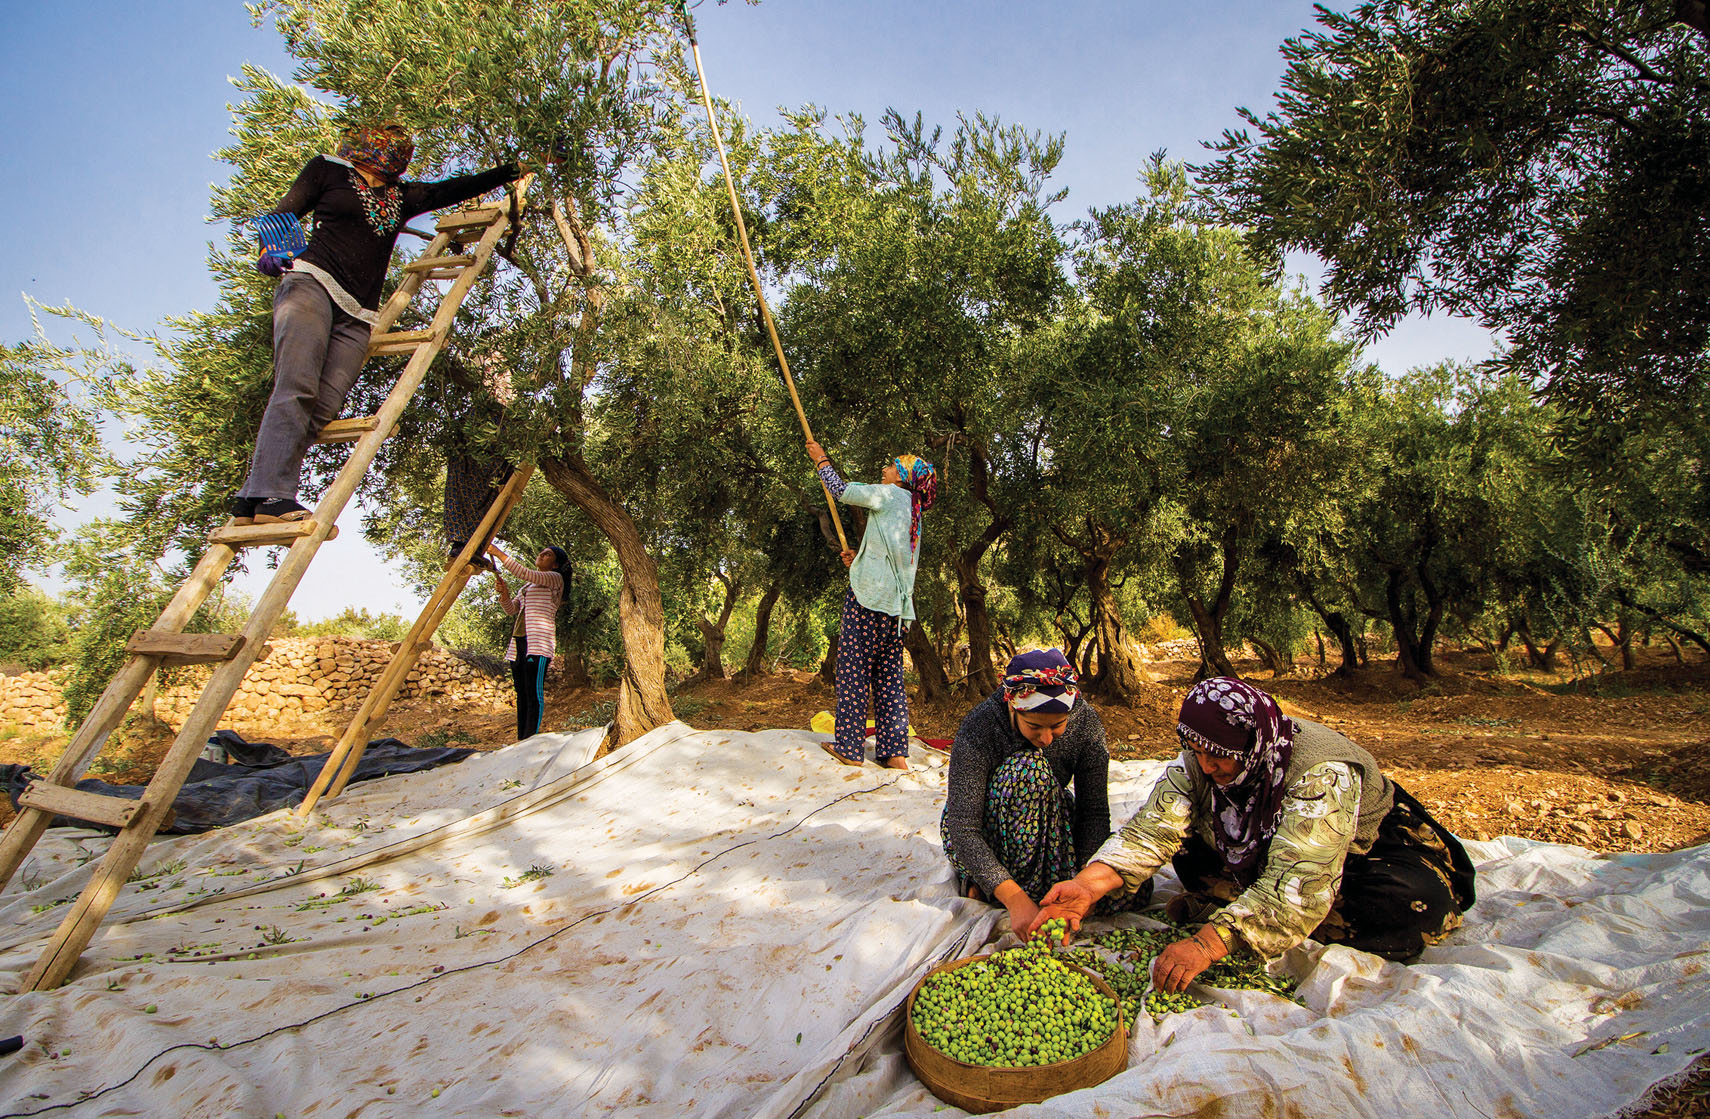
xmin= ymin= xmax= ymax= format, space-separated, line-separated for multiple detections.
xmin=18 ymin=782 xmax=144 ymax=830
xmin=436 ymin=207 xmax=503 ymax=232
xmin=368 ymin=329 xmax=439 ymax=355
xmin=125 ymin=630 xmax=245 ymax=666
xmin=402 ymin=254 xmax=476 ymax=275
xmin=208 ymin=520 xmax=339 ymax=547
xmin=316 ymin=416 xmax=384 ymax=445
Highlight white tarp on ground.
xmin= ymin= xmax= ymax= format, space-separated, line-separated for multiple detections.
xmin=0 ymin=722 xmax=1705 ymax=1118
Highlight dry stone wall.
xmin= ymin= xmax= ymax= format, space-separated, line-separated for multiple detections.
xmin=0 ymin=668 xmax=70 ymax=730
xmin=0 ymin=637 xmax=508 ymax=733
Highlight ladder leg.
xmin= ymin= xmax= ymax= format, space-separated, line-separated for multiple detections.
xmin=0 ymin=544 xmax=234 ymax=893
xmin=300 ymin=465 xmax=534 ymax=811
xmin=22 ymin=741 xmax=201 ymax=989
xmin=48 ymin=544 xmax=236 ymax=783
xmin=23 ymin=815 xmax=158 ymax=990
xmin=0 ymin=812 xmax=56 ymax=894
xmin=301 ymin=572 xmax=471 ymax=812
xmin=328 ymin=575 xmax=471 ymax=795
xmin=22 ymin=527 xmax=325 ymax=987
xmin=327 ymin=465 xmax=536 ymax=797
xmin=22 ymin=633 xmax=265 ymax=990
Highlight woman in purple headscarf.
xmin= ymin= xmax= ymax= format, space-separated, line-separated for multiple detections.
xmin=940 ymin=649 xmax=1139 ymax=936
xmin=1028 ymin=677 xmax=1475 ymax=985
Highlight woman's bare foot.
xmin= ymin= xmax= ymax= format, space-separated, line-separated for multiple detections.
xmin=879 ymin=756 xmax=909 ymax=770
xmin=820 ymin=741 xmax=864 ymax=766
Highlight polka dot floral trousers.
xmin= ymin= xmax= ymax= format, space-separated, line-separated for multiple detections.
xmin=831 ymin=589 xmax=910 ymax=762
xmin=942 ymin=750 xmax=1075 ymax=902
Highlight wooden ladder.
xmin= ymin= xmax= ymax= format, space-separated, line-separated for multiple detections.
xmin=294 ymin=462 xmax=535 ymax=816
xmin=0 ymin=177 xmax=531 ymax=991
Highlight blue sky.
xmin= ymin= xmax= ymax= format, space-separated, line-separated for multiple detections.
xmin=4 ymin=1 xmax=1497 ymax=621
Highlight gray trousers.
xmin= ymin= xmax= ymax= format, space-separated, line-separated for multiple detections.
xmin=240 ymin=272 xmax=372 ymax=500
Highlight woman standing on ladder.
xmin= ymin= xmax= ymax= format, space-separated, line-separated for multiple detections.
xmin=805 ymin=440 xmax=936 ymax=770
xmin=230 ymin=122 xmax=519 ymax=524
xmin=488 ymin=541 xmax=567 ymax=741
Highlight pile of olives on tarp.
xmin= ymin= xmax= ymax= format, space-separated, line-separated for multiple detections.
xmin=1059 ymin=923 xmax=1303 ymax=1026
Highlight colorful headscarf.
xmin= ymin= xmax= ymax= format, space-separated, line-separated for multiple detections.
xmin=337 ymin=124 xmax=415 ymax=181
xmin=1177 ymin=677 xmax=1296 ymax=884
xmin=1002 ymin=648 xmax=1080 ymax=714
xmin=892 ymin=454 xmax=937 ymax=553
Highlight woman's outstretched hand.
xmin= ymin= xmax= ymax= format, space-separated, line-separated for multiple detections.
xmin=1006 ymin=895 xmax=1042 ymax=941
xmin=805 ymin=440 xmax=826 ymax=467
xmin=1152 ymin=938 xmax=1211 ymax=993
xmin=1026 ymin=879 xmax=1096 ymax=943
xmin=1151 ymin=926 xmax=1227 ymax=993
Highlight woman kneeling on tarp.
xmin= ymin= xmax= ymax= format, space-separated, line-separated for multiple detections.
xmin=940 ymin=649 xmax=1145 ymax=935
xmin=1028 ymin=677 xmax=1476 ymax=990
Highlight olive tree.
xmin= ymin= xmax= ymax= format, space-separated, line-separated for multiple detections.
xmin=773 ymin=108 xmax=1068 ymax=699
xmin=1198 ymin=0 xmax=1710 ymax=593
xmin=0 ymin=328 xmax=114 ymax=591
xmin=92 ymin=1 xmax=708 ymax=745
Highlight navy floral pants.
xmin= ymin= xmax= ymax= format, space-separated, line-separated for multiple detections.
xmin=830 ymin=589 xmax=909 ymax=762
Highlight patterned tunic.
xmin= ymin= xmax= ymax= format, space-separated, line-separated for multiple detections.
xmin=941 ymin=692 xmax=1112 ymax=898
xmin=1094 ymin=720 xmax=1388 ymax=959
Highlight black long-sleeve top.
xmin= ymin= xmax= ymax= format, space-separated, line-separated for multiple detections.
xmin=269 ymin=155 xmax=515 ymax=311
xmin=940 ymin=690 xmax=1114 ymax=897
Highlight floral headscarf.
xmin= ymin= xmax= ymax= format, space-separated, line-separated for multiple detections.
xmin=1001 ymin=648 xmax=1080 ymax=714
xmin=337 ymin=123 xmax=414 ymax=181
xmin=891 ymin=454 xmax=937 ymax=553
xmin=1177 ymin=677 xmax=1296 ymax=884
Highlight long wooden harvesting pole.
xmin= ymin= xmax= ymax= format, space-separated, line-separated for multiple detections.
xmin=680 ymin=2 xmax=848 ymax=551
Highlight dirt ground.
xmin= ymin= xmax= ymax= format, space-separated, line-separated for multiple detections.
xmin=4 ymin=639 xmax=1708 ymax=1114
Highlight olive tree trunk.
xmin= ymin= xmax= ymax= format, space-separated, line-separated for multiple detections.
xmin=693 ymin=569 xmax=741 ymax=683
xmin=741 ymin=580 xmax=782 ymax=680
xmin=540 ymin=454 xmax=673 ymax=747
xmin=1084 ymin=552 xmax=1151 ymax=702
xmin=905 ymin=621 xmax=954 ymax=705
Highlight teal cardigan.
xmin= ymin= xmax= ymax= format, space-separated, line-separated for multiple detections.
xmin=818 ymin=463 xmax=920 ymax=622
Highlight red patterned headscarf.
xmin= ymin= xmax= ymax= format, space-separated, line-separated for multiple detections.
xmin=337 ymin=123 xmax=415 ymax=181
xmin=1002 ymin=649 xmax=1080 ymax=714
xmin=1177 ymin=677 xmax=1296 ymax=884
xmin=892 ymin=454 xmax=937 ymax=554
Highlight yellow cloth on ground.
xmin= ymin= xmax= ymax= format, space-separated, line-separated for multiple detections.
xmin=811 ymin=709 xmax=913 ymax=737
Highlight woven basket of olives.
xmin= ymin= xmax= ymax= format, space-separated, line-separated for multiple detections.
xmin=903 ymin=923 xmax=1128 ymax=1113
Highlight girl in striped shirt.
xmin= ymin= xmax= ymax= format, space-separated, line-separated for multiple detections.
xmin=487 ymin=542 xmax=567 ymax=740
